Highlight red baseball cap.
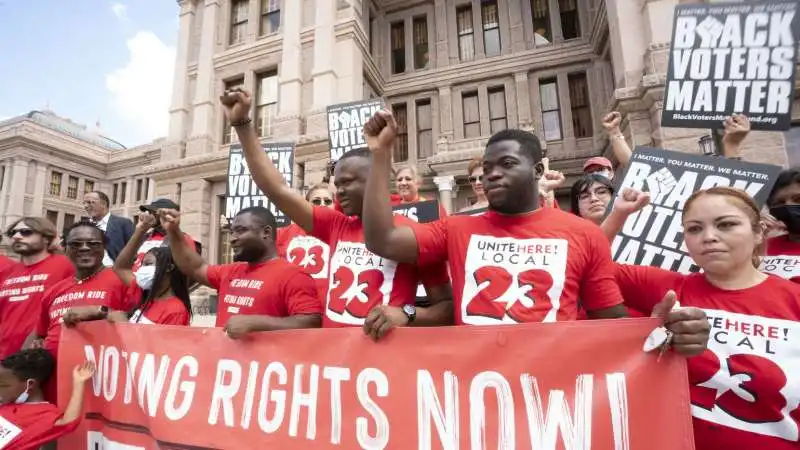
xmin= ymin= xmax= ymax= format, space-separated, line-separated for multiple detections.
xmin=583 ymin=157 xmax=613 ymax=172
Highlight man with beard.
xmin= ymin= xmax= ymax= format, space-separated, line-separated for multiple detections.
xmin=83 ymin=191 xmax=134 ymax=265
xmin=0 ymin=218 xmax=74 ymax=360
xmin=132 ymin=198 xmax=200 ymax=271
xmin=160 ymin=206 xmax=322 ymax=337
xmin=31 ymin=219 xmax=130 ymax=403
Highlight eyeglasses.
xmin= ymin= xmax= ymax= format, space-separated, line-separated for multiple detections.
xmin=66 ymin=241 xmax=104 ymax=250
xmin=6 ymin=229 xmax=36 ymax=238
xmin=468 ymin=176 xmax=483 ymax=184
xmin=311 ymin=198 xmax=334 ymax=206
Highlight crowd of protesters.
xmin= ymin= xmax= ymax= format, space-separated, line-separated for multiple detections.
xmin=0 ymin=88 xmax=797 ymax=449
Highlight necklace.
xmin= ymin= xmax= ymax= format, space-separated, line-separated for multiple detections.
xmin=75 ymin=267 xmax=103 ymax=285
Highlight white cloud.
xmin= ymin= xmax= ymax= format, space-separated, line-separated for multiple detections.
xmin=111 ymin=3 xmax=128 ymax=21
xmin=105 ymin=31 xmax=175 ymax=144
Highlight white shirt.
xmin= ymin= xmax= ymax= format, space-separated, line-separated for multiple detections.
xmin=92 ymin=212 xmax=113 ymax=267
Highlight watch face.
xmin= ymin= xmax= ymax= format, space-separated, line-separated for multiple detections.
xmin=403 ymin=304 xmax=415 ymax=315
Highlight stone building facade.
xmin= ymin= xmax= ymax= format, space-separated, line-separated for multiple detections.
xmin=1 ymin=0 xmax=799 ymax=273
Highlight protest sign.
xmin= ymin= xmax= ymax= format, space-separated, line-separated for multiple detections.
xmin=611 ymin=147 xmax=782 ymax=273
xmin=58 ymin=320 xmax=694 ymax=449
xmin=226 ymin=143 xmax=294 ymax=226
xmin=662 ymin=1 xmax=799 ymax=131
xmin=327 ymin=99 xmax=383 ymax=161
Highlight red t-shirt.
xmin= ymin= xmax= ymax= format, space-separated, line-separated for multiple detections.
xmin=412 ymin=207 xmax=622 ymax=325
xmin=761 ymin=235 xmax=800 ymax=283
xmin=276 ymin=223 xmax=330 ymax=302
xmin=127 ymin=281 xmax=190 ymax=326
xmin=0 ymin=402 xmax=80 ymax=450
xmin=207 ymin=259 xmax=322 ymax=328
xmin=616 ymin=265 xmax=800 ymax=450
xmin=132 ymin=231 xmax=198 ymax=272
xmin=0 ymin=254 xmax=75 ymax=360
xmin=0 ymin=254 xmax=16 ymax=275
xmin=312 ymin=206 xmax=450 ymax=328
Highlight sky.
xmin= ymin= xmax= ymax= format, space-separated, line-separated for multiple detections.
xmin=0 ymin=0 xmax=179 ymax=148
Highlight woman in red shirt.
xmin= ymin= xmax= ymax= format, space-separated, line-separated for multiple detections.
xmin=0 ymin=349 xmax=94 ymax=450
xmin=607 ymin=186 xmax=800 ymax=450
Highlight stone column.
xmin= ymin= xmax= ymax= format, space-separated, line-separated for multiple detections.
xmin=5 ymin=159 xmax=29 ymax=224
xmin=166 ymin=0 xmax=196 ymax=148
xmin=147 ymin=178 xmax=156 ymax=201
xmin=125 ymin=177 xmax=135 ymax=217
xmin=507 ymin=0 xmax=526 ymax=52
xmin=514 ymin=71 xmax=533 ymax=130
xmin=274 ymin=0 xmax=303 ymax=139
xmin=179 ymin=179 xmax=212 ymax=256
xmin=433 ymin=175 xmax=455 ymax=214
xmin=187 ymin=0 xmax=221 ymax=157
xmin=307 ymin=0 xmax=338 ymax=138
xmin=434 ymin=0 xmax=450 ymax=68
xmin=31 ymin=163 xmax=47 ymax=216
xmin=547 ymin=0 xmax=563 ymax=43
xmin=556 ymin=72 xmax=575 ymax=140
xmin=438 ymin=86 xmax=454 ymax=141
xmin=605 ymin=0 xmax=645 ymax=88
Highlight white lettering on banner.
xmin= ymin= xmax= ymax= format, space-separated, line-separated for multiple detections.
xmin=0 ymin=416 xmax=22 ymax=449
xmin=83 ymin=346 xmax=199 ymax=421
xmin=87 ymin=431 xmax=145 ymax=449
xmin=226 ymin=147 xmax=293 ymax=218
xmin=760 ymin=255 xmax=800 ymax=280
xmin=691 ymin=309 xmax=800 ymax=442
xmin=461 ymin=235 xmax=568 ymax=325
xmin=325 ymin=241 xmax=397 ymax=325
xmin=286 ymin=235 xmax=330 ymax=279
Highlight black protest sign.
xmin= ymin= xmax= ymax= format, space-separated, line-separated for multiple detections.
xmin=392 ymin=200 xmax=440 ymax=223
xmin=226 ymin=143 xmax=294 ymax=226
xmin=456 ymin=207 xmax=488 ymax=216
xmin=611 ymin=147 xmax=781 ymax=273
xmin=662 ymin=1 xmax=799 ymax=131
xmin=327 ymin=99 xmax=384 ymax=161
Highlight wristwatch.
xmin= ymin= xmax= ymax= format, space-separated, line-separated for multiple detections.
xmin=402 ymin=304 xmax=416 ymax=324
xmin=98 ymin=305 xmax=109 ymax=318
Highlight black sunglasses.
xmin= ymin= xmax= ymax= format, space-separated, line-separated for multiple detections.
xmin=6 ymin=229 xmax=36 ymax=238
xmin=311 ymin=198 xmax=333 ymax=206
xmin=468 ymin=176 xmax=483 ymax=184
xmin=65 ymin=241 xmax=104 ymax=250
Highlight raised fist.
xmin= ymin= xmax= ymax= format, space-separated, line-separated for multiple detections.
xmin=602 ymin=112 xmax=622 ymax=135
xmin=219 ymin=88 xmax=252 ymax=124
xmin=363 ymin=110 xmax=398 ymax=154
xmin=722 ymin=114 xmax=750 ymax=146
xmin=158 ymin=208 xmax=182 ymax=233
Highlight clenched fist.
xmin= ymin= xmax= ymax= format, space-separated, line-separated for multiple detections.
xmin=363 ymin=110 xmax=398 ymax=154
xmin=602 ymin=112 xmax=622 ymax=135
xmin=219 ymin=88 xmax=252 ymax=124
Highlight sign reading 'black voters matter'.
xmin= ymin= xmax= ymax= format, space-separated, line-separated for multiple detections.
xmin=327 ymin=99 xmax=384 ymax=161
xmin=662 ymin=1 xmax=799 ymax=131
xmin=226 ymin=143 xmax=294 ymax=226
xmin=611 ymin=147 xmax=782 ymax=274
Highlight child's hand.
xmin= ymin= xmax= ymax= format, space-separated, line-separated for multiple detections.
xmin=72 ymin=361 xmax=96 ymax=384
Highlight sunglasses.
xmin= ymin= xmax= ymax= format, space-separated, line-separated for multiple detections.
xmin=311 ymin=198 xmax=333 ymax=206
xmin=468 ymin=176 xmax=483 ymax=184
xmin=6 ymin=229 xmax=36 ymax=238
xmin=65 ymin=241 xmax=104 ymax=250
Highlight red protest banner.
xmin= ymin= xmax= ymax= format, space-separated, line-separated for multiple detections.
xmin=57 ymin=319 xmax=695 ymax=449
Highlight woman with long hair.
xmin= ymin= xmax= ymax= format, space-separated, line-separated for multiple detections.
xmin=606 ymin=186 xmax=800 ymax=450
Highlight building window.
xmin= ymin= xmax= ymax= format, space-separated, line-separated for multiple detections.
xmin=390 ymin=22 xmax=406 ymax=74
xmin=222 ymin=78 xmax=245 ymax=144
xmin=136 ymin=179 xmax=143 ymax=202
xmin=488 ymin=87 xmax=508 ymax=133
xmin=230 ymin=0 xmax=249 ymax=45
xmin=112 ymin=183 xmax=119 ymax=204
xmin=559 ymin=0 xmax=580 ymax=40
xmin=481 ymin=1 xmax=501 ymax=56
xmin=457 ymin=6 xmax=475 ymax=61
xmin=531 ymin=0 xmax=552 ymax=45
xmin=84 ymin=180 xmax=94 ymax=196
xmin=143 ymin=179 xmax=150 ymax=200
xmin=568 ymin=73 xmax=592 ymax=138
xmin=260 ymin=0 xmax=280 ymax=36
xmin=393 ymin=103 xmax=409 ymax=162
xmin=413 ymin=16 xmax=429 ymax=70
xmin=463 ymin=92 xmax=481 ymax=138
xmin=120 ymin=182 xmax=127 ymax=205
xmin=416 ymin=99 xmax=433 ymax=159
xmin=256 ymin=72 xmax=278 ymax=138
xmin=63 ymin=213 xmax=75 ymax=230
xmin=46 ymin=210 xmax=58 ymax=227
xmin=67 ymin=176 xmax=79 ymax=199
xmin=0 ymin=166 xmax=5 ymax=189
xmin=369 ymin=16 xmax=376 ymax=55
xmin=540 ymin=79 xmax=562 ymax=141
xmin=49 ymin=171 xmax=62 ymax=196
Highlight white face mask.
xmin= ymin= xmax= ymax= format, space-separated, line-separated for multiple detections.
xmin=134 ymin=266 xmax=156 ymax=290
xmin=1 ymin=379 xmax=33 ymax=405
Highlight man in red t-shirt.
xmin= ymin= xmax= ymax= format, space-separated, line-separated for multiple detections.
xmin=219 ymin=88 xmax=453 ymax=332
xmin=160 ymin=206 xmax=322 ymax=336
xmin=0 ymin=217 xmax=74 ymax=360
xmin=357 ymin=111 xmax=709 ymax=353
xmin=762 ymin=168 xmax=800 ymax=282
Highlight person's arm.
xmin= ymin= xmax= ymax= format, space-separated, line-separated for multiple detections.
xmin=157 ymin=209 xmax=211 ymax=287
xmin=602 ymin=112 xmax=632 ymax=168
xmin=721 ymin=114 xmax=750 ymax=160
xmin=362 ymin=111 xmax=423 ymax=263
xmin=54 ymin=362 xmax=95 ymax=426
xmin=600 ymin=188 xmax=652 ymax=243
xmin=62 ymin=306 xmax=109 ymax=327
xmin=107 ymin=311 xmax=130 ymax=323
xmin=113 ymin=215 xmax=154 ymax=286
xmin=220 ymin=89 xmax=314 ymax=232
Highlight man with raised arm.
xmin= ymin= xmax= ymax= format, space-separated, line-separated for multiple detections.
xmin=358 ymin=110 xmax=711 ymax=356
xmin=219 ymin=88 xmax=452 ymax=337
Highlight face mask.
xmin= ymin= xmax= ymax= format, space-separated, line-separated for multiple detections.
xmin=135 ymin=266 xmax=157 ymax=290
xmin=5 ymin=379 xmax=33 ymax=404
xmin=770 ymin=205 xmax=800 ymax=233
